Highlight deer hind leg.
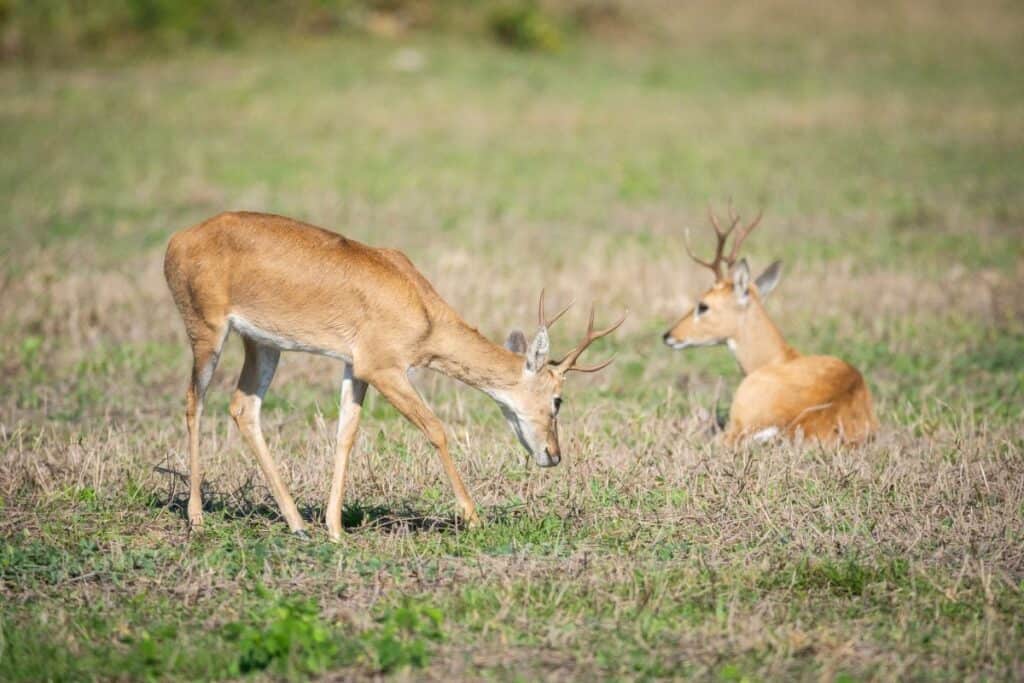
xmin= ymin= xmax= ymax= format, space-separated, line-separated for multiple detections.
xmin=185 ymin=324 xmax=229 ymax=532
xmin=230 ymin=337 xmax=306 ymax=535
xmin=370 ymin=369 xmax=480 ymax=527
xmin=325 ymin=364 xmax=368 ymax=542
xmin=722 ymin=413 xmax=745 ymax=446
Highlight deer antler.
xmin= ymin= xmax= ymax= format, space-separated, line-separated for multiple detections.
xmin=555 ymin=305 xmax=628 ymax=373
xmin=538 ymin=288 xmax=574 ymax=330
xmin=684 ymin=205 xmax=740 ymax=279
xmin=725 ymin=209 xmax=763 ymax=268
xmin=685 ymin=204 xmax=764 ymax=279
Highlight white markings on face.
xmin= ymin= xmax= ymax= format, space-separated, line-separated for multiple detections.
xmin=502 ymin=404 xmax=539 ymax=455
xmin=665 ymin=300 xmax=722 ymax=350
xmin=694 ymin=302 xmax=709 ymax=322
xmin=487 ymin=388 xmax=541 ymax=457
xmin=667 ymin=337 xmax=721 ymax=350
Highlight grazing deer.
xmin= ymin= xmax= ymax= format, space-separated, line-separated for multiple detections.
xmin=164 ymin=212 xmax=624 ymax=539
xmin=662 ymin=208 xmax=877 ymax=445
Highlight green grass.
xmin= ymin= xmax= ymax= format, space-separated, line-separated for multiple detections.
xmin=2 ymin=1 xmax=1024 ymax=679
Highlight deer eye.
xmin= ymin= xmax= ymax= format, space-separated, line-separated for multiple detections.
xmin=553 ymin=397 xmax=562 ymax=415
xmin=696 ymin=302 xmax=709 ymax=315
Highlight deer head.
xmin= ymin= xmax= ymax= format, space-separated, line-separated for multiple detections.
xmin=663 ymin=206 xmax=781 ymax=350
xmin=502 ymin=290 xmax=626 ymax=467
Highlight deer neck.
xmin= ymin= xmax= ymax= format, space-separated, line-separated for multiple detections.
xmin=424 ymin=317 xmax=525 ymax=396
xmin=728 ymin=298 xmax=798 ymax=374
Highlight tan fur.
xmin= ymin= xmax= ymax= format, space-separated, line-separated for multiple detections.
xmin=663 ymin=213 xmax=877 ymax=446
xmin=165 ymin=211 xmax=620 ymax=539
xmin=727 ymin=354 xmax=877 ymax=444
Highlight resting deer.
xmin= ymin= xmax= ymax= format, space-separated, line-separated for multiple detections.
xmin=165 ymin=212 xmax=625 ymax=540
xmin=662 ymin=208 xmax=877 ymax=445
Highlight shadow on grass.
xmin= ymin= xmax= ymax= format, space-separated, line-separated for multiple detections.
xmin=152 ymin=465 xmax=463 ymax=534
xmin=334 ymin=503 xmax=460 ymax=534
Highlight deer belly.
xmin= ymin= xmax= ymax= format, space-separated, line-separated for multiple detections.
xmin=228 ymin=313 xmax=352 ymax=362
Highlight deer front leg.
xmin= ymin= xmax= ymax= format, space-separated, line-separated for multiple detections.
xmin=326 ymin=364 xmax=368 ymax=541
xmin=370 ymin=369 xmax=481 ymax=528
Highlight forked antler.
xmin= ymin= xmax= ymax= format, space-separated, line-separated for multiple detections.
xmin=555 ymin=305 xmax=628 ymax=374
xmin=538 ymin=288 xmax=573 ymax=330
xmin=685 ymin=204 xmax=764 ymax=279
xmin=725 ymin=207 xmax=762 ymax=267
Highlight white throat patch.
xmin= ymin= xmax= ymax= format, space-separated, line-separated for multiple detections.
xmin=487 ymin=389 xmax=537 ymax=453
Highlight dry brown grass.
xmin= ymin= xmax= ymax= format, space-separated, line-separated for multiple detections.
xmin=2 ymin=201 xmax=1022 ymax=677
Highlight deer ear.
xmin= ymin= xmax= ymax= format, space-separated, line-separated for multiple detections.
xmin=505 ymin=330 xmax=528 ymax=354
xmin=755 ymin=260 xmax=782 ymax=297
xmin=525 ymin=328 xmax=549 ymax=373
xmin=732 ymin=259 xmax=751 ymax=304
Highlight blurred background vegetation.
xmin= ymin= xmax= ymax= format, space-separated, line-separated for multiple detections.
xmin=0 ymin=0 xmax=620 ymax=61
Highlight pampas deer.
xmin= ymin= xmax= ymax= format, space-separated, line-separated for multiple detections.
xmin=662 ymin=208 xmax=877 ymax=445
xmin=165 ymin=211 xmax=625 ymax=539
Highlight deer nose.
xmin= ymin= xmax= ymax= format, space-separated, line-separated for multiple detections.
xmin=662 ymin=331 xmax=674 ymax=344
xmin=545 ymin=447 xmax=561 ymax=466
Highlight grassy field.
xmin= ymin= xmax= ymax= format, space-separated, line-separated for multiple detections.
xmin=2 ymin=1 xmax=1023 ymax=679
